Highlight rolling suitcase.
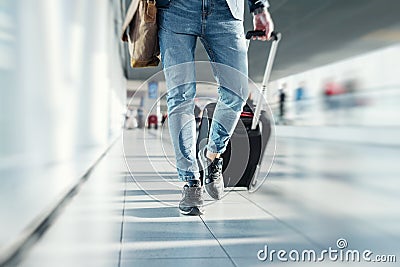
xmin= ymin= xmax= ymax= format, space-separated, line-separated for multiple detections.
xmin=196 ymin=31 xmax=282 ymax=190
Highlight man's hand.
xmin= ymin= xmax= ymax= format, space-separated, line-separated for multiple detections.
xmin=253 ymin=9 xmax=274 ymax=41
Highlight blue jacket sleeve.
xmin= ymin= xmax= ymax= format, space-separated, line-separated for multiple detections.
xmin=248 ymin=0 xmax=270 ymax=13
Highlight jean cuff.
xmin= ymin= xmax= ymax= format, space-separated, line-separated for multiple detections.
xmin=179 ymin=173 xmax=200 ymax=182
xmin=206 ymin=144 xmax=226 ymax=155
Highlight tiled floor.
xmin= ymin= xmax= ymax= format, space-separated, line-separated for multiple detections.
xmin=18 ymin=130 xmax=400 ymax=266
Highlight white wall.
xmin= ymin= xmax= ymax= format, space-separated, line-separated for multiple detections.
xmin=0 ymin=0 xmax=126 ymax=256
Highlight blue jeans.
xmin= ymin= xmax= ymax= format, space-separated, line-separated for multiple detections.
xmin=158 ymin=0 xmax=249 ymax=181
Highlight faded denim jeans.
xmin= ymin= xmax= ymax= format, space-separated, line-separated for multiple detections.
xmin=158 ymin=0 xmax=249 ymax=181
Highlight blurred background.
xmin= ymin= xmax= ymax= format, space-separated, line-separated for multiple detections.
xmin=1 ymin=0 xmax=400 ymax=265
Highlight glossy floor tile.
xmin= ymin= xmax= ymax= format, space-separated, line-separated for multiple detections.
xmin=18 ymin=130 xmax=400 ymax=266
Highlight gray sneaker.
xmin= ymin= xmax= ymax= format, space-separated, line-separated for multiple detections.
xmin=179 ymin=184 xmax=204 ymax=215
xmin=202 ymin=155 xmax=225 ymax=200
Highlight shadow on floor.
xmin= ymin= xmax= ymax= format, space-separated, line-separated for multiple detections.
xmin=125 ymin=189 xmax=180 ymax=196
xmin=125 ymin=207 xmax=181 ymax=218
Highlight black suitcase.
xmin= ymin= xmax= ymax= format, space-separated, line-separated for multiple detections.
xmin=197 ymin=103 xmax=271 ymax=189
xmin=196 ymin=31 xmax=281 ymax=190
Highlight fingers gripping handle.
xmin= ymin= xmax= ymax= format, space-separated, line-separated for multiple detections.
xmin=245 ymin=31 xmax=281 ymax=41
xmin=250 ymin=32 xmax=282 ymax=130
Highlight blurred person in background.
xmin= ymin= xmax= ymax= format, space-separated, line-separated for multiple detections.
xmin=125 ymin=107 xmax=138 ymax=130
xmin=278 ymin=83 xmax=287 ymax=124
xmin=136 ymin=107 xmax=144 ymax=129
xmin=343 ymin=78 xmax=359 ymax=109
xmin=323 ymin=79 xmax=345 ymax=111
xmin=295 ymin=81 xmax=307 ymax=116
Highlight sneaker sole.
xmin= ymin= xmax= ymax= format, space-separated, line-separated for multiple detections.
xmin=179 ymin=207 xmax=204 ymax=216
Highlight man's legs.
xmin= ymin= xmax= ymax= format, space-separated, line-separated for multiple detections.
xmin=199 ymin=0 xmax=249 ymax=199
xmin=158 ymin=27 xmax=200 ymax=184
xmin=158 ymin=2 xmax=204 ymax=214
xmin=202 ymin=3 xmax=249 ymax=157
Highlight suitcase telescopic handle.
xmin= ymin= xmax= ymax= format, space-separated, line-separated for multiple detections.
xmin=247 ymin=31 xmax=282 ymax=130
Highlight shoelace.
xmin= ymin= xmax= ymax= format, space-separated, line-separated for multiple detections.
xmin=209 ymin=161 xmax=222 ymax=181
xmin=183 ymin=186 xmax=202 ymax=200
